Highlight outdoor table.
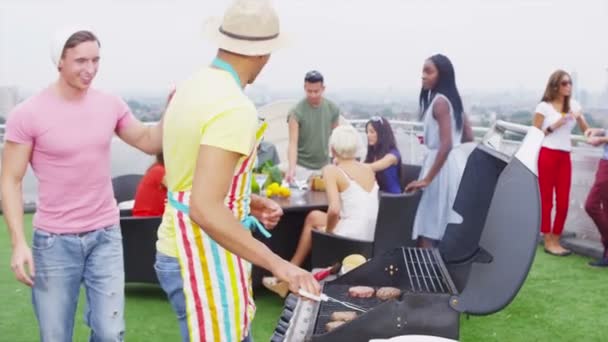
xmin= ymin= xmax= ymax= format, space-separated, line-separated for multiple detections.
xmin=252 ymin=190 xmax=328 ymax=287
xmin=271 ymin=190 xmax=328 ymax=212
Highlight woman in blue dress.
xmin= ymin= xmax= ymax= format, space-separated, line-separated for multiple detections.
xmin=364 ymin=116 xmax=403 ymax=194
xmin=405 ymin=54 xmax=474 ymax=248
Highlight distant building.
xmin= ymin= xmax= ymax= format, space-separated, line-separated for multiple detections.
xmin=579 ymin=89 xmax=589 ymax=108
xmin=604 ymin=68 xmax=608 ymax=104
xmin=0 ymin=86 xmax=18 ymax=120
xmin=571 ymin=70 xmax=580 ymax=101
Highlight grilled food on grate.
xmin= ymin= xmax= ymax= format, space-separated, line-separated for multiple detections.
xmin=325 ymin=320 xmax=346 ymax=332
xmin=348 ymin=286 xmax=375 ymax=298
xmin=330 ymin=311 xmax=358 ymax=322
xmin=376 ymin=287 xmax=401 ymax=301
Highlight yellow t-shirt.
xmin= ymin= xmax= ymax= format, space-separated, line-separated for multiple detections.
xmin=156 ymin=67 xmax=258 ymax=257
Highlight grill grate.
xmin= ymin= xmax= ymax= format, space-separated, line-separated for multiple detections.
xmin=302 ymin=247 xmax=455 ymax=338
xmin=402 ymin=248 xmax=448 ymax=293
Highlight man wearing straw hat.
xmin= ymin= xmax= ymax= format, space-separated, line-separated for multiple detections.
xmin=1 ymin=27 xmax=168 ymax=341
xmin=155 ymin=0 xmax=320 ymax=341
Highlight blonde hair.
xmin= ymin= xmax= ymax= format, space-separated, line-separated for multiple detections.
xmin=329 ymin=125 xmax=359 ymax=159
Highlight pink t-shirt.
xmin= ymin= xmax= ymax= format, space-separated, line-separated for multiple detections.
xmin=5 ymin=87 xmax=134 ymax=234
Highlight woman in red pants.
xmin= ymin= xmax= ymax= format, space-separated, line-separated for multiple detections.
xmin=533 ymin=70 xmax=590 ymax=256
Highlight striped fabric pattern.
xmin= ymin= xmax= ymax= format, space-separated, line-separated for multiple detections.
xmin=172 ymin=123 xmax=267 ymax=342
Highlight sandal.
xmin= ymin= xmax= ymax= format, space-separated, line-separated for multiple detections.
xmin=544 ymin=248 xmax=572 ymax=257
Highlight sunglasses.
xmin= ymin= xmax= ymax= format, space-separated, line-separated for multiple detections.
xmin=560 ymin=80 xmax=572 ymax=87
xmin=370 ymin=116 xmax=383 ymax=124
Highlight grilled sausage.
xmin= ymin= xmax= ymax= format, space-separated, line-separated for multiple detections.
xmin=348 ymin=286 xmax=375 ymax=298
xmin=330 ymin=311 xmax=358 ymax=322
xmin=325 ymin=320 xmax=346 ymax=332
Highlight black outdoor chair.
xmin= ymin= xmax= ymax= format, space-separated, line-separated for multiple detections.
xmin=121 ymin=216 xmax=162 ymax=284
xmin=310 ymin=162 xmax=422 ymax=268
xmin=112 ymin=174 xmax=143 ymax=203
xmin=371 ymin=191 xmax=421 ymax=254
xmin=400 ymin=163 xmax=422 ymax=189
xmin=311 ymin=191 xmax=422 ymax=268
xmin=112 ymin=174 xmax=143 ymax=216
xmin=311 ymin=230 xmax=374 ymax=269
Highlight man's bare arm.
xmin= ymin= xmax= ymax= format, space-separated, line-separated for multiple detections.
xmin=1 ymin=141 xmax=35 ymax=286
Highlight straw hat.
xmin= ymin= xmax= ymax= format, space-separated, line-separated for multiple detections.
xmin=203 ymin=0 xmax=289 ymax=56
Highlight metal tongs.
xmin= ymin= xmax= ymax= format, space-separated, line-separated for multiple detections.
xmin=298 ymin=289 xmax=367 ymax=313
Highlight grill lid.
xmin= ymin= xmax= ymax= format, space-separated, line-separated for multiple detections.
xmin=439 ymin=144 xmax=508 ymax=263
xmin=446 ymin=127 xmax=543 ymax=315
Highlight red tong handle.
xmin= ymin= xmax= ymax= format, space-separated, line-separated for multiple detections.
xmin=313 ymin=268 xmax=331 ymax=281
xmin=313 ymin=262 xmax=340 ymax=281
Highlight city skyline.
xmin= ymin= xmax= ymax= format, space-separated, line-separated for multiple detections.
xmin=1 ymin=0 xmax=608 ymax=95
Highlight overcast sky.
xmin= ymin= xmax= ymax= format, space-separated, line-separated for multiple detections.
xmin=1 ymin=0 xmax=607 ymax=95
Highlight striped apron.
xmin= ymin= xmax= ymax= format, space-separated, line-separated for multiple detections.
xmin=167 ymin=122 xmax=270 ymax=342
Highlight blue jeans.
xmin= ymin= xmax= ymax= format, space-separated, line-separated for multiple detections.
xmin=31 ymin=226 xmax=125 ymax=342
xmin=154 ymin=253 xmax=253 ymax=342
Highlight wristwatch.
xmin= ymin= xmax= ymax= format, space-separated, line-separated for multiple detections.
xmin=546 ymin=126 xmax=554 ymax=134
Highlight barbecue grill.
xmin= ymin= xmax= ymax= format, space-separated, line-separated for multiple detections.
xmin=271 ymin=127 xmax=544 ymax=341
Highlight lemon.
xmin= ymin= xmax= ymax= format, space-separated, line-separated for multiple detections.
xmin=268 ymin=183 xmax=280 ymax=192
xmin=265 ymin=189 xmax=273 ymax=197
xmin=278 ymin=187 xmax=290 ymax=197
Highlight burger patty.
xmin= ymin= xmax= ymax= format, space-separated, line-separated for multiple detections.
xmin=376 ymin=286 xmax=402 ymax=300
xmin=348 ymin=286 xmax=375 ymax=298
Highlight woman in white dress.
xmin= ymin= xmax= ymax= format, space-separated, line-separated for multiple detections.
xmin=405 ymin=54 xmax=474 ymax=248
xmin=290 ymin=125 xmax=379 ymax=266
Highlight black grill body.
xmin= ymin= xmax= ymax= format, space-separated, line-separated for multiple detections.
xmin=311 ymin=247 xmax=459 ymax=341
xmin=272 ymin=130 xmax=543 ymax=341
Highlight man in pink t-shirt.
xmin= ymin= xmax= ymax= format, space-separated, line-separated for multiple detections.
xmin=1 ymin=28 xmax=166 ymax=341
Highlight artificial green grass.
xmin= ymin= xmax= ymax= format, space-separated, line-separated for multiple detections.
xmin=1 ymin=215 xmax=606 ymax=341
xmin=460 ymin=245 xmax=607 ymax=341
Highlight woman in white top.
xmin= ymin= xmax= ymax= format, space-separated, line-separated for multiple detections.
xmin=290 ymin=125 xmax=379 ymax=267
xmin=405 ymin=54 xmax=474 ymax=248
xmin=533 ymin=70 xmax=590 ymax=256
